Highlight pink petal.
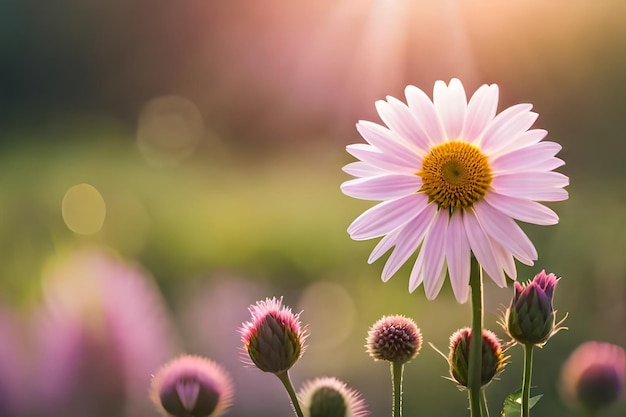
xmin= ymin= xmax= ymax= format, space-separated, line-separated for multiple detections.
xmin=463 ymin=83 xmax=499 ymax=142
xmin=348 ymin=193 xmax=428 ymax=240
xmin=381 ymin=204 xmax=437 ymax=281
xmin=176 ymin=380 xmax=200 ymax=411
xmin=483 ymin=192 xmax=560 ymax=225
xmin=408 ymin=245 xmax=426 ymax=293
xmin=342 ymin=161 xmax=386 ymax=177
xmin=463 ymin=209 xmax=505 ymax=286
xmin=368 ymin=228 xmax=401 ymax=266
xmin=405 ymin=85 xmax=445 ymax=146
xmin=491 ymin=172 xmax=570 ymax=201
xmin=498 ymin=128 xmax=548 ymax=154
xmin=490 ymin=141 xmax=563 ymax=173
xmin=422 ymin=210 xmax=449 ymax=299
xmin=433 ymin=78 xmax=467 ymax=141
xmin=491 ymin=240 xmax=517 ymax=284
xmin=473 ymin=201 xmax=537 ymax=265
xmin=375 ymin=97 xmax=431 ymax=153
xmin=445 ymin=210 xmax=471 ymax=303
xmin=341 ymin=174 xmax=421 ymax=200
xmin=346 ymin=143 xmax=417 ymax=174
xmin=480 ymin=103 xmax=536 ymax=154
xmin=356 ymin=121 xmax=422 ymax=168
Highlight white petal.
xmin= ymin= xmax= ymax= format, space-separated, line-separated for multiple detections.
xmin=445 ymin=210 xmax=471 ymax=303
xmin=381 ymin=204 xmax=437 ymax=280
xmin=348 ymin=193 xmax=428 ymax=240
xmin=376 ymin=97 xmax=431 ymax=153
xmin=480 ymin=103 xmax=536 ymax=154
xmin=473 ymin=201 xmax=537 ymax=265
xmin=483 ymin=192 xmax=560 ymax=225
xmin=463 ymin=209 xmax=505 ymax=286
xmin=341 ymin=174 xmax=422 ymax=200
xmin=422 ymin=210 xmax=449 ymax=299
xmin=433 ymin=78 xmax=467 ymax=141
xmin=405 ymin=85 xmax=445 ymax=146
xmin=346 ymin=143 xmax=417 ymax=174
xmin=463 ymin=83 xmax=499 ymax=142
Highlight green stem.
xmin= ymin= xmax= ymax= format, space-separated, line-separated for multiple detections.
xmin=521 ymin=344 xmax=534 ymax=417
xmin=479 ymin=389 xmax=489 ymax=417
xmin=391 ymin=361 xmax=405 ymax=417
xmin=468 ymin=265 xmax=484 ymax=417
xmin=277 ymin=371 xmax=305 ymax=417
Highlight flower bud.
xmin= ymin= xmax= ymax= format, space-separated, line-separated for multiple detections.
xmin=560 ymin=341 xmax=626 ymax=412
xmin=150 ymin=355 xmax=234 ymax=417
xmin=298 ymin=377 xmax=368 ymax=417
xmin=240 ymin=297 xmax=307 ymax=375
xmin=506 ymin=270 xmax=561 ymax=346
xmin=366 ymin=315 xmax=422 ymax=364
xmin=448 ymin=327 xmax=505 ymax=388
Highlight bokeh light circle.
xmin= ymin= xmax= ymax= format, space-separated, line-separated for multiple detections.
xmin=298 ymin=281 xmax=357 ymax=350
xmin=136 ymin=95 xmax=204 ymax=167
xmin=61 ymin=183 xmax=106 ymax=235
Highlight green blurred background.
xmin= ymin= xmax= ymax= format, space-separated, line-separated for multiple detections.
xmin=1 ymin=1 xmax=626 ymax=416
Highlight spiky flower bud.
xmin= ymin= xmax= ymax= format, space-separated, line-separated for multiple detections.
xmin=448 ymin=327 xmax=506 ymax=388
xmin=560 ymin=341 xmax=626 ymax=412
xmin=366 ymin=315 xmax=422 ymax=364
xmin=298 ymin=377 xmax=369 ymax=417
xmin=506 ymin=270 xmax=561 ymax=346
xmin=150 ymin=355 xmax=233 ymax=417
xmin=240 ymin=297 xmax=307 ymax=375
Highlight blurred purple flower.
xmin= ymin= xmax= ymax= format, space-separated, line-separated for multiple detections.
xmin=31 ymin=249 xmax=176 ymax=417
xmin=560 ymin=341 xmax=626 ymax=412
xmin=150 ymin=354 xmax=234 ymax=417
xmin=0 ymin=305 xmax=27 ymax=417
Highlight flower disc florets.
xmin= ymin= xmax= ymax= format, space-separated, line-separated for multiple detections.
xmin=506 ymin=270 xmax=562 ymax=346
xmin=298 ymin=377 xmax=369 ymax=417
xmin=150 ymin=355 xmax=233 ymax=417
xmin=366 ymin=315 xmax=422 ymax=364
xmin=560 ymin=341 xmax=626 ymax=412
xmin=240 ymin=297 xmax=307 ymax=375
xmin=448 ymin=327 xmax=506 ymax=388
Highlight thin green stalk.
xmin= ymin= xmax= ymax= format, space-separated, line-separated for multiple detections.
xmin=479 ymin=389 xmax=489 ymax=417
xmin=521 ymin=344 xmax=534 ymax=417
xmin=468 ymin=266 xmax=484 ymax=417
xmin=391 ymin=361 xmax=405 ymax=417
xmin=277 ymin=371 xmax=305 ymax=417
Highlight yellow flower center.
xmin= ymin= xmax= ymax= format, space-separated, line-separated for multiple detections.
xmin=418 ymin=141 xmax=492 ymax=210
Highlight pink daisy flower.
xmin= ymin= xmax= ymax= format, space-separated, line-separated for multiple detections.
xmin=341 ymin=78 xmax=568 ymax=303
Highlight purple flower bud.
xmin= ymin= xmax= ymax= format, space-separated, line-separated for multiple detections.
xmin=506 ymin=270 xmax=561 ymax=346
xmin=448 ymin=327 xmax=506 ymax=388
xmin=239 ymin=297 xmax=307 ymax=375
xmin=366 ymin=315 xmax=422 ymax=364
xmin=560 ymin=341 xmax=626 ymax=412
xmin=151 ymin=355 xmax=234 ymax=417
xmin=298 ymin=377 xmax=369 ymax=417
